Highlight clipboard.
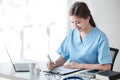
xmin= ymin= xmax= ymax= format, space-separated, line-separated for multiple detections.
xmin=43 ymin=66 xmax=83 ymax=75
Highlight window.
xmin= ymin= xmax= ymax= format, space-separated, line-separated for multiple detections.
xmin=0 ymin=0 xmax=68 ymax=62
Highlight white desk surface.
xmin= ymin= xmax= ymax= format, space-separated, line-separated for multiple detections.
xmin=0 ymin=60 xmax=119 ymax=80
xmin=0 ymin=60 xmax=47 ymax=80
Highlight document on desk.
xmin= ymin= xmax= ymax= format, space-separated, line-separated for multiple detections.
xmin=37 ymin=62 xmax=82 ymax=75
xmin=50 ymin=66 xmax=83 ymax=75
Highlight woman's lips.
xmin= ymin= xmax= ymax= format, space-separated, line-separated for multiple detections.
xmin=77 ymin=27 xmax=81 ymax=30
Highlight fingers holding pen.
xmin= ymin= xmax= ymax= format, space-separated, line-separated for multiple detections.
xmin=47 ymin=54 xmax=56 ymax=70
xmin=47 ymin=61 xmax=56 ymax=70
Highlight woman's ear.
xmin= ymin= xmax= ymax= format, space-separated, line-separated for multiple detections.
xmin=85 ymin=16 xmax=90 ymax=23
xmin=87 ymin=16 xmax=90 ymax=21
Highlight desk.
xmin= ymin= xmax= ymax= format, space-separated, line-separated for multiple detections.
xmin=0 ymin=61 xmax=119 ymax=80
xmin=0 ymin=61 xmax=95 ymax=80
xmin=0 ymin=60 xmax=47 ymax=80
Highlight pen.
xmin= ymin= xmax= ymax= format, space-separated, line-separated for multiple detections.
xmin=47 ymin=54 xmax=52 ymax=62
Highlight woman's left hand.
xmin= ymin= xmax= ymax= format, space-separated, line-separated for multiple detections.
xmin=64 ymin=62 xmax=81 ymax=69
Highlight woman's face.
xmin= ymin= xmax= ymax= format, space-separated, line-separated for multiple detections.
xmin=70 ymin=16 xmax=90 ymax=32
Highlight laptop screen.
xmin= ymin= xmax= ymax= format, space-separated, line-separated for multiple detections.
xmin=5 ymin=45 xmax=29 ymax=72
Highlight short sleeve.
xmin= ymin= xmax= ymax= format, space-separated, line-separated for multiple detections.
xmin=98 ymin=34 xmax=112 ymax=64
xmin=56 ymin=29 xmax=73 ymax=60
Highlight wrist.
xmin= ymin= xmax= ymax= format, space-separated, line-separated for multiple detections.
xmin=54 ymin=61 xmax=58 ymax=66
xmin=79 ymin=64 xmax=85 ymax=69
xmin=54 ymin=61 xmax=60 ymax=67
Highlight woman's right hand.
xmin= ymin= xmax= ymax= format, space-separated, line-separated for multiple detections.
xmin=47 ymin=61 xmax=56 ymax=70
xmin=47 ymin=56 xmax=66 ymax=70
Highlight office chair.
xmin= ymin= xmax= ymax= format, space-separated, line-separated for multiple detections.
xmin=110 ymin=47 xmax=119 ymax=70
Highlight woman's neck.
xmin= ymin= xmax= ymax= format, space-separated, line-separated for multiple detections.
xmin=80 ymin=24 xmax=93 ymax=39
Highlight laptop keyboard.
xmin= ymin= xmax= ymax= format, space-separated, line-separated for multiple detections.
xmin=14 ymin=63 xmax=29 ymax=71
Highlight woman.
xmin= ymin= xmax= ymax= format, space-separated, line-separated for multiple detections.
xmin=47 ymin=1 xmax=112 ymax=71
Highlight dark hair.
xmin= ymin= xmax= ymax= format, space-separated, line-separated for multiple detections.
xmin=69 ymin=2 xmax=96 ymax=27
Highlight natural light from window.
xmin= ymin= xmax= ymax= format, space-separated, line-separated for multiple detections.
xmin=0 ymin=0 xmax=68 ymax=62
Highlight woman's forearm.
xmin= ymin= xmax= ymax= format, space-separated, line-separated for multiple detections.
xmin=79 ymin=64 xmax=111 ymax=71
xmin=54 ymin=56 xmax=66 ymax=67
xmin=64 ymin=62 xmax=111 ymax=71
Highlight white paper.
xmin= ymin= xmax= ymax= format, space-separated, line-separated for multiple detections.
xmin=52 ymin=66 xmax=82 ymax=75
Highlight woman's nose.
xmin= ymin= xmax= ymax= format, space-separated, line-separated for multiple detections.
xmin=72 ymin=23 xmax=77 ymax=27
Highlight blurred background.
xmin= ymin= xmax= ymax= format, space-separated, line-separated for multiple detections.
xmin=0 ymin=0 xmax=119 ymax=72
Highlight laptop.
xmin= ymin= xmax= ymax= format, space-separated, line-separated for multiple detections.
xmin=5 ymin=46 xmax=30 ymax=72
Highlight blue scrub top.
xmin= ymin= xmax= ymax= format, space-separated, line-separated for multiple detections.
xmin=57 ymin=27 xmax=112 ymax=65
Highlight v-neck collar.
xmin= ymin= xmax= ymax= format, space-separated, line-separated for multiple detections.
xmin=78 ymin=27 xmax=96 ymax=44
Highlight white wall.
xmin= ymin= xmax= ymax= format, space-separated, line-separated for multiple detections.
xmin=68 ymin=0 xmax=120 ymax=71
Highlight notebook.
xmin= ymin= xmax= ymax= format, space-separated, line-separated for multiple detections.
xmin=5 ymin=46 xmax=30 ymax=72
